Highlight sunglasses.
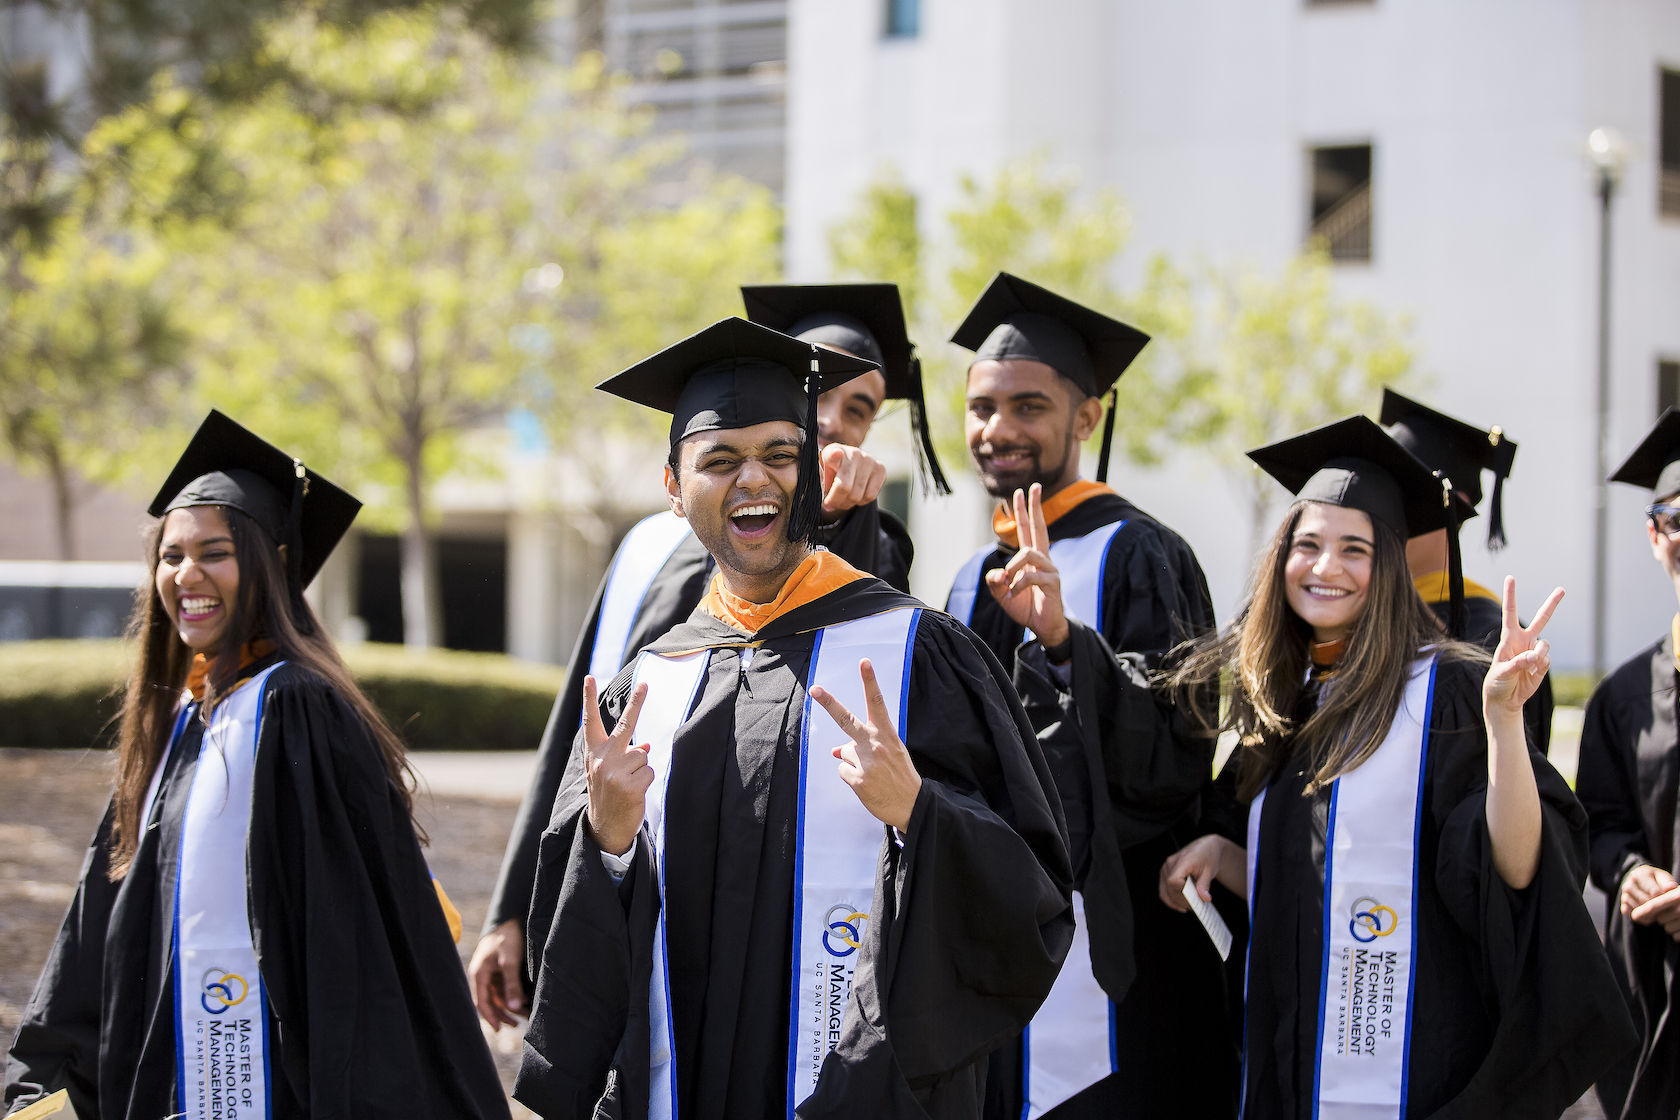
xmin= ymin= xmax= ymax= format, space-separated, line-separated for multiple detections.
xmin=1648 ymin=504 xmax=1680 ymax=537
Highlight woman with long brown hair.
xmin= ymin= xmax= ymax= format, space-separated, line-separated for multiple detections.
xmin=4 ymin=412 xmax=509 ymax=1120
xmin=1157 ymin=416 xmax=1633 ymax=1119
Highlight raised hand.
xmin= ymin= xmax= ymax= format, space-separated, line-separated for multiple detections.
xmin=984 ymin=483 xmax=1070 ymax=649
xmin=809 ymin=658 xmax=923 ymax=833
xmin=1483 ymin=577 xmax=1563 ymax=714
xmin=582 ymin=675 xmax=652 ymax=858
xmin=820 ymin=443 xmax=888 ymax=514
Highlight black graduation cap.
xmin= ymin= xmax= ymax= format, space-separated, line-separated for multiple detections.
xmin=1379 ymin=388 xmax=1518 ymax=551
xmin=1609 ymin=408 xmax=1680 ymax=498
xmin=740 ymin=283 xmax=951 ymax=495
xmin=597 ymin=317 xmax=881 ymax=546
xmin=1249 ymin=415 xmax=1467 ymax=636
xmin=149 ymin=410 xmax=362 ymax=632
xmin=949 ymin=272 xmax=1151 ymax=483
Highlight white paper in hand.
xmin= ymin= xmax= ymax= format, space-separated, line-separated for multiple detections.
xmin=1181 ymin=876 xmax=1233 ymax=961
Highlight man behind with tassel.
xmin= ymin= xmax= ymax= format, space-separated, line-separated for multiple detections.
xmin=941 ymin=273 xmax=1235 ymax=1119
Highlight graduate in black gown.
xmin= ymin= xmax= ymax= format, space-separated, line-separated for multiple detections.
xmin=1380 ymin=388 xmax=1554 ymax=753
xmin=942 ymin=273 xmax=1229 ymax=1119
xmin=1158 ymin=416 xmax=1635 ymax=1120
xmin=1576 ymin=408 xmax=1680 ymax=1119
xmin=4 ymin=412 xmax=509 ymax=1120
xmin=512 ymin=318 xmax=1072 ymax=1120
xmin=470 ymin=284 xmax=942 ymax=1029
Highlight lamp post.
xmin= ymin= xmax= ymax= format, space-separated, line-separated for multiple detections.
xmin=1588 ymin=127 xmax=1626 ymax=679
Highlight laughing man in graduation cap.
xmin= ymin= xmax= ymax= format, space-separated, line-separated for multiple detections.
xmin=471 ymin=283 xmax=942 ymax=1031
xmin=512 ymin=317 xmax=1072 ymax=1120
xmin=942 ymin=273 xmax=1231 ymax=1119
xmin=1380 ymin=388 xmax=1555 ymax=753
xmin=1578 ymin=407 xmax=1680 ymax=1119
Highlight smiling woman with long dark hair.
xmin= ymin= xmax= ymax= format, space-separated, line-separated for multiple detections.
xmin=3 ymin=412 xmax=509 ymax=1120
xmin=1157 ymin=417 xmax=1635 ymax=1120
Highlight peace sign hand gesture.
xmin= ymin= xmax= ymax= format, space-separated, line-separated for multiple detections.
xmin=582 ymin=675 xmax=653 ymax=858
xmin=809 ymin=658 xmax=923 ymax=833
xmin=984 ymin=483 xmax=1070 ymax=650
xmin=1483 ymin=577 xmax=1563 ymax=715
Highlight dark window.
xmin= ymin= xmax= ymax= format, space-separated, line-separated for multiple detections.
xmin=357 ymin=534 xmax=404 ymax=644
xmin=1662 ymin=70 xmax=1680 ymax=217
xmin=885 ymin=0 xmax=919 ymax=38
xmin=355 ymin=534 xmax=507 ymax=651
xmin=1308 ymin=144 xmax=1372 ymax=261
xmin=1660 ymin=359 xmax=1680 ymax=416
xmin=880 ymin=477 xmax=911 ymax=524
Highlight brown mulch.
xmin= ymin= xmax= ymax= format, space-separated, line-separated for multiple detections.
xmin=0 ymin=748 xmax=531 ymax=1116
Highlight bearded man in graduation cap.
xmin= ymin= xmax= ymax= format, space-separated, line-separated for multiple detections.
xmin=1380 ymin=388 xmax=1555 ymax=754
xmin=1578 ymin=407 xmax=1680 ymax=1120
xmin=512 ymin=317 xmax=1072 ymax=1120
xmin=471 ymin=284 xmax=947 ymax=1031
xmin=942 ymin=273 xmax=1232 ymax=1119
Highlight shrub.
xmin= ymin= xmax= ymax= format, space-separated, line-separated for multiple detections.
xmin=0 ymin=640 xmax=564 ymax=751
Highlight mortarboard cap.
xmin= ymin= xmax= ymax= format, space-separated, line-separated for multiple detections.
xmin=950 ymin=272 xmax=1150 ymax=483
xmin=149 ymin=410 xmax=362 ymax=630
xmin=597 ymin=317 xmax=881 ymax=545
xmin=740 ymin=283 xmax=950 ymax=495
xmin=1249 ymin=415 xmax=1467 ymax=636
xmin=1609 ymin=408 xmax=1680 ymax=498
xmin=1379 ymin=388 xmax=1517 ymax=551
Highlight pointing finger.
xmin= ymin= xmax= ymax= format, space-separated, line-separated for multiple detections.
xmin=1013 ymin=489 xmax=1030 ymax=551
xmin=809 ymin=685 xmax=864 ymax=740
xmin=1501 ymin=576 xmax=1519 ymax=638
xmin=1525 ymin=587 xmax=1566 ymax=638
xmin=583 ymin=676 xmax=607 ymax=748
xmin=859 ymin=658 xmax=895 ymax=734
xmin=613 ymin=682 xmax=650 ymax=749
xmin=1030 ymin=483 xmax=1050 ymax=554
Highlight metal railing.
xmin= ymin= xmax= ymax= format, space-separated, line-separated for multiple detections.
xmin=1309 ymin=181 xmax=1371 ymax=261
xmin=1661 ymin=167 xmax=1680 ymax=218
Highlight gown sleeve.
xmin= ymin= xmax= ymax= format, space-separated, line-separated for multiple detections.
xmin=1101 ymin=521 xmax=1216 ymax=664
xmin=247 ymin=667 xmax=511 ymax=1120
xmin=1575 ymin=670 xmax=1654 ymax=895
xmin=3 ymin=803 xmax=118 ymax=1118
xmin=1424 ymin=658 xmax=1638 ymax=1118
xmin=823 ymin=503 xmax=914 ymax=594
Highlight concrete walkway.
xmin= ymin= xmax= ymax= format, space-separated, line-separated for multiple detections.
xmin=409 ymin=750 xmax=539 ymax=802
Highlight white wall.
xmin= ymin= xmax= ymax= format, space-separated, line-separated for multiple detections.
xmin=787 ymin=0 xmax=1680 ymax=669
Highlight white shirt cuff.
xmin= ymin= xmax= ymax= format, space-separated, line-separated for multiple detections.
xmin=600 ymin=845 xmax=634 ymax=882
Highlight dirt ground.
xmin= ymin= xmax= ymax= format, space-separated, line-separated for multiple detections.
xmin=0 ymin=747 xmax=533 ymax=1117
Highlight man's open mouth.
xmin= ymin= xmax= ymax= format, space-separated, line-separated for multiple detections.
xmin=730 ymin=503 xmax=781 ymax=538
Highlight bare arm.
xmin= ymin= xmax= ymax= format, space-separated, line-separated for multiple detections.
xmin=1482 ymin=577 xmax=1563 ymax=890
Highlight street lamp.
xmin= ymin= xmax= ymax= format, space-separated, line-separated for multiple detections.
xmin=1588 ymin=127 xmax=1627 ymax=679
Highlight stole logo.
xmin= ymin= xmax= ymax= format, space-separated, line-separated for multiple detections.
xmin=200 ymin=968 xmax=249 ymax=1015
xmin=821 ymin=904 xmax=869 ymax=958
xmin=1348 ymin=897 xmax=1399 ymax=944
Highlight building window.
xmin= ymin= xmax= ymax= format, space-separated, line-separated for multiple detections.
xmin=1661 ymin=70 xmax=1680 ymax=217
xmin=1660 ymin=359 xmax=1680 ymax=416
xmin=1308 ymin=144 xmax=1372 ymax=262
xmin=885 ymin=0 xmax=919 ymax=38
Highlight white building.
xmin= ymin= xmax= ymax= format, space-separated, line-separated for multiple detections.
xmin=784 ymin=0 xmax=1680 ymax=671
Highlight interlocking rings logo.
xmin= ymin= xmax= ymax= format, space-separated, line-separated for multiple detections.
xmin=821 ymin=904 xmax=869 ymax=958
xmin=1348 ymin=897 xmax=1399 ymax=943
xmin=200 ymin=968 xmax=249 ymax=1015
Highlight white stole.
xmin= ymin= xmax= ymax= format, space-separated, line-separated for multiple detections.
xmin=1242 ymin=653 xmax=1438 ymax=1120
xmin=589 ymin=511 xmax=696 ymax=686
xmin=632 ymin=607 xmax=921 ymax=1120
xmin=172 ymin=661 xmax=285 ymax=1120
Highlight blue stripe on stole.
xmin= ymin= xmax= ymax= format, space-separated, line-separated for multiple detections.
xmin=1108 ymin=1000 xmax=1118 ymax=1074
xmin=171 ymin=704 xmax=203 ymax=1112
xmin=898 ymin=610 xmax=921 ymax=731
xmin=1311 ymin=781 xmax=1342 ymax=1120
xmin=1398 ymin=661 xmax=1439 ymax=1115
xmin=1019 ymin=1028 xmax=1031 ymax=1120
xmin=253 ymin=678 xmax=275 ymax=1116
xmin=786 ymin=628 xmax=827 ymax=1116
xmin=1092 ymin=521 xmax=1125 ymax=633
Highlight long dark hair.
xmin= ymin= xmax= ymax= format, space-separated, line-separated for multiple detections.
xmin=110 ymin=504 xmax=419 ymax=878
xmin=1166 ymin=500 xmax=1487 ymax=802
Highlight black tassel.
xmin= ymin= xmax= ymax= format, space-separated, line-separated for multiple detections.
xmin=1096 ymin=388 xmax=1118 ymax=484
xmin=287 ymin=459 xmax=314 ymax=634
xmin=906 ymin=351 xmax=952 ymax=496
xmin=1486 ymin=470 xmax=1507 ymax=552
xmin=786 ymin=352 xmax=823 ymax=546
xmin=1440 ymin=472 xmax=1467 ymax=640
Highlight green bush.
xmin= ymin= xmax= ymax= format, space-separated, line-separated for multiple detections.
xmin=1550 ymin=672 xmax=1599 ymax=710
xmin=0 ymin=640 xmax=565 ymax=751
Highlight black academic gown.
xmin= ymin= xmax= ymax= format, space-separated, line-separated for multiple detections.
xmin=485 ymin=503 xmax=913 ymax=946
xmin=1241 ymin=657 xmax=1635 ymax=1120
xmin=1425 ymin=590 xmax=1554 ymax=755
xmin=961 ymin=491 xmax=1235 ymax=1120
xmin=4 ymin=657 xmax=510 ymax=1120
xmin=513 ymin=577 xmax=1073 ymax=1120
xmin=1577 ymin=631 xmax=1680 ymax=1120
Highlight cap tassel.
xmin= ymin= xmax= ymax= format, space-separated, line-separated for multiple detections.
xmin=287 ymin=459 xmax=315 ymax=634
xmin=1439 ymin=472 xmax=1467 ymax=640
xmin=906 ymin=352 xmax=952 ymax=497
xmin=786 ymin=353 xmax=824 ymax=547
xmin=1486 ymin=470 xmax=1508 ymax=552
xmin=1095 ymin=388 xmax=1118 ymax=484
